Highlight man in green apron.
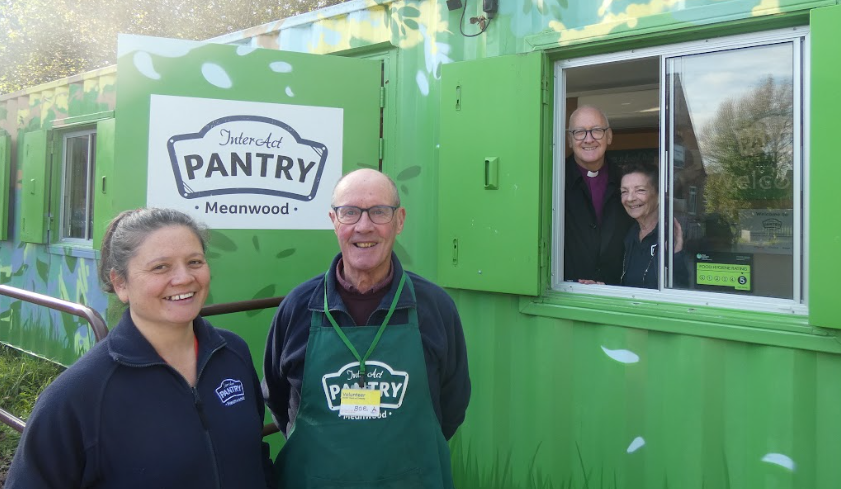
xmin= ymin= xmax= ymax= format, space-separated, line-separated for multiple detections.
xmin=263 ymin=169 xmax=471 ymax=488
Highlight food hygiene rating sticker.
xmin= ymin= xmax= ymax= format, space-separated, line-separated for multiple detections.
xmin=695 ymin=252 xmax=752 ymax=292
xmin=322 ymin=361 xmax=408 ymax=420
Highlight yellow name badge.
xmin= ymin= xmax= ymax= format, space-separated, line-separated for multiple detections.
xmin=339 ymin=388 xmax=382 ymax=418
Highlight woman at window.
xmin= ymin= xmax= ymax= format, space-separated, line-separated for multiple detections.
xmin=7 ymin=208 xmax=274 ymax=489
xmin=620 ymin=162 xmax=688 ymax=289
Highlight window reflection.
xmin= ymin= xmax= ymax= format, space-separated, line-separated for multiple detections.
xmin=668 ymin=43 xmax=796 ymax=299
xmin=63 ymin=132 xmax=96 ymax=241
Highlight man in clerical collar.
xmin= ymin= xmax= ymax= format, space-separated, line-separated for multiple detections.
xmin=564 ymin=105 xmax=634 ymax=285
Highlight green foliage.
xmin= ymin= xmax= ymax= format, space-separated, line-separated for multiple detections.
xmin=0 ymin=344 xmax=65 ymax=468
xmin=0 ymin=0 xmax=349 ymax=95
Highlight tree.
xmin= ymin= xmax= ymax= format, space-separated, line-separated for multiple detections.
xmin=699 ymin=76 xmax=794 ymax=223
xmin=0 ymin=0 xmax=346 ymax=95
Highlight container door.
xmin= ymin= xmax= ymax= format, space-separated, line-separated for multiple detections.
xmin=92 ymin=118 xmax=115 ymax=250
xmin=438 ymin=52 xmax=546 ymax=296
xmin=810 ymin=5 xmax=841 ymax=329
xmin=113 ymin=35 xmax=382 ymax=312
xmin=20 ymin=130 xmax=49 ymax=244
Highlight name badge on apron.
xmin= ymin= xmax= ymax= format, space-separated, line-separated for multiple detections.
xmin=339 ymin=387 xmax=381 ymax=417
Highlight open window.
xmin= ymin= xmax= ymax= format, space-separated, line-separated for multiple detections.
xmin=59 ymin=129 xmax=97 ymax=243
xmin=20 ymin=118 xmax=112 ymax=249
xmin=554 ymin=28 xmax=806 ymax=313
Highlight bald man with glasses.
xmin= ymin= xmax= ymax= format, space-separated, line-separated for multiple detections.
xmin=263 ymin=169 xmax=470 ymax=488
xmin=564 ymin=105 xmax=634 ymax=285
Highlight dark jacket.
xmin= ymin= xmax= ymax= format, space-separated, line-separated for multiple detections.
xmin=621 ymin=222 xmax=689 ymax=289
xmin=262 ymin=252 xmax=471 ymax=440
xmin=7 ymin=310 xmax=273 ymax=489
xmin=564 ymin=154 xmax=634 ymax=284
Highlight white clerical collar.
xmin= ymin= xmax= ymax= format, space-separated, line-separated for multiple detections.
xmin=586 ymin=170 xmax=599 ymax=178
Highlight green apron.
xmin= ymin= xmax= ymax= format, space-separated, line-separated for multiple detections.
xmin=274 ymin=273 xmax=455 ymax=489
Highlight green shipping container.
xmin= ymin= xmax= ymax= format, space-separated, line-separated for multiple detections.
xmin=1 ymin=0 xmax=840 ymax=487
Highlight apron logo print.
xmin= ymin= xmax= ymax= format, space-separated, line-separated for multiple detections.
xmin=322 ymin=361 xmax=409 ymax=413
xmin=215 ymin=378 xmax=245 ymax=406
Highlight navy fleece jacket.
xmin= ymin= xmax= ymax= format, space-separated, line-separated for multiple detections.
xmin=6 ymin=310 xmax=273 ymax=489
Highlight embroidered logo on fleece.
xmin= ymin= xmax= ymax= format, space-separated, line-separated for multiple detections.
xmin=215 ymin=379 xmax=245 ymax=406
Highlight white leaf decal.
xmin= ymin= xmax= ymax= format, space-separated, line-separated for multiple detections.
xmin=202 ymin=63 xmax=232 ymax=89
xmin=762 ymin=453 xmax=795 ymax=471
xmin=601 ymin=346 xmax=639 ymax=364
xmin=626 ymin=436 xmax=645 ymax=453
xmin=133 ymin=52 xmax=160 ymax=80
xmin=270 ymin=61 xmax=293 ymax=73
xmin=416 ymin=71 xmax=429 ymax=96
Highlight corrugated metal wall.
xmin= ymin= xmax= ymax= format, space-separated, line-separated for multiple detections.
xmin=451 ymin=289 xmax=841 ymax=488
xmin=3 ymin=1 xmax=840 ymax=487
xmin=0 ymin=68 xmax=114 ymax=363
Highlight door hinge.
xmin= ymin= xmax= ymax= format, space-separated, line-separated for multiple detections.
xmin=378 ymin=138 xmax=384 ymax=160
xmin=541 ymin=75 xmax=550 ymax=105
xmin=380 ymin=86 xmax=386 ymax=109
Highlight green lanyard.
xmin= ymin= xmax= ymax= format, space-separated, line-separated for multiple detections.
xmin=323 ymin=271 xmax=407 ymax=388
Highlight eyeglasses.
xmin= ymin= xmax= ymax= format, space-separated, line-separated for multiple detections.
xmin=567 ymin=127 xmax=609 ymax=141
xmin=332 ymin=205 xmax=399 ymax=225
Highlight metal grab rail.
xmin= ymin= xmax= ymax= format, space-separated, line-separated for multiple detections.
xmin=0 ymin=285 xmax=109 ymax=342
xmin=0 ymin=284 xmax=110 ymax=433
xmin=0 ymin=287 xmax=285 ymax=436
xmin=0 ymin=408 xmax=26 ymax=433
xmin=200 ymin=296 xmax=284 ymax=317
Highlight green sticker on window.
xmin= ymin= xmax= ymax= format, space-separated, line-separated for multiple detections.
xmin=695 ymin=252 xmax=752 ymax=292
xmin=696 ymin=263 xmax=751 ymax=290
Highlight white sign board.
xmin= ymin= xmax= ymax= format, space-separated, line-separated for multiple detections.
xmin=147 ymin=94 xmax=343 ymax=229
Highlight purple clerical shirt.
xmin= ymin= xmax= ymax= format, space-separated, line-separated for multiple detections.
xmin=577 ymin=163 xmax=609 ymax=224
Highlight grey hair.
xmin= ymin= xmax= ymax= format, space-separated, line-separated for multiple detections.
xmin=331 ymin=169 xmax=401 ymax=207
xmin=568 ymin=105 xmax=611 ymax=129
xmin=98 ymin=208 xmax=209 ymax=293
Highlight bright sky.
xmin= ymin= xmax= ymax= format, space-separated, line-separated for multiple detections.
xmin=676 ymin=42 xmax=794 ymax=130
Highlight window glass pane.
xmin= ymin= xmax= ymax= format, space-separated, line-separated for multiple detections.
xmin=668 ymin=42 xmax=796 ymax=299
xmin=562 ymin=57 xmax=660 ymax=286
xmin=63 ymin=133 xmax=94 ymax=240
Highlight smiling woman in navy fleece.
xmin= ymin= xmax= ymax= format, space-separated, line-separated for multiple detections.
xmin=6 ymin=208 xmax=273 ymax=489
xmin=619 ymin=162 xmax=689 ymax=289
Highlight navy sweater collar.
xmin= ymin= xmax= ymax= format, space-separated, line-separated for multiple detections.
xmin=107 ymin=308 xmax=226 ymax=367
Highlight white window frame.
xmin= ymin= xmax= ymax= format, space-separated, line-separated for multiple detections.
xmin=59 ymin=128 xmax=97 ymax=244
xmin=551 ymin=27 xmax=809 ymax=315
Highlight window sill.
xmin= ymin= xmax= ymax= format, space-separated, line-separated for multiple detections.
xmin=519 ymin=291 xmax=840 ymax=354
xmin=47 ymin=244 xmax=99 ymax=260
